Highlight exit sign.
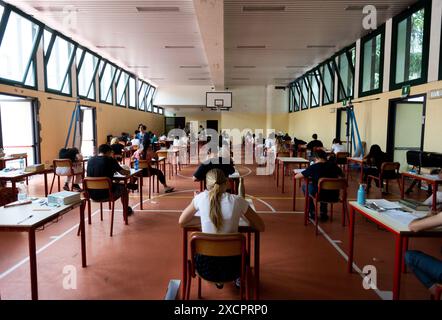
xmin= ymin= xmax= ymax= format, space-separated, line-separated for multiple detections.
xmin=401 ymin=85 xmax=411 ymax=98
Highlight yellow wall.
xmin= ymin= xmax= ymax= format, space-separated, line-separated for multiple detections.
xmin=288 ymin=80 xmax=442 ymax=153
xmin=0 ymin=84 xmax=164 ymax=165
xmin=220 ymin=112 xmax=288 ymax=133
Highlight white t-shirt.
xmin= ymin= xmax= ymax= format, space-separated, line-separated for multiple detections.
xmin=193 ymin=191 xmax=249 ymax=234
xmin=331 ymin=143 xmax=346 ymax=154
xmin=131 ymin=138 xmax=140 ymax=146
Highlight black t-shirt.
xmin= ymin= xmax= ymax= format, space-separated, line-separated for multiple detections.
xmin=111 ymin=143 xmax=124 ymax=156
xmin=306 ymin=139 xmax=324 ymax=150
xmin=193 ymin=157 xmax=235 ymax=181
xmin=87 ymin=156 xmax=123 ymax=200
xmin=302 ymin=161 xmax=343 ymax=201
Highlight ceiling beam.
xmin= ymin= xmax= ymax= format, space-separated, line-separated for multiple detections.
xmin=192 ymin=0 xmax=224 ymax=90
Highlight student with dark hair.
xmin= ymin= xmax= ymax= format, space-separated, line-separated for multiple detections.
xmin=406 ymin=211 xmax=442 ymax=296
xmin=331 ymin=138 xmax=346 ymax=154
xmin=87 ymin=144 xmax=134 ymax=214
xmin=294 ymin=150 xmax=344 ymax=221
xmin=363 ymin=144 xmax=390 ymax=192
xmin=57 ymin=147 xmax=83 ymax=191
xmin=306 ymin=133 xmax=323 ymax=151
xmin=193 ymin=147 xmax=235 ymax=182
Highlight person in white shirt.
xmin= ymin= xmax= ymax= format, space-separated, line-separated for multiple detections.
xmin=159 ymin=134 xmax=167 ymax=141
xmin=130 ymin=130 xmax=141 ymax=147
xmin=179 ymin=169 xmax=264 ymax=288
xmin=331 ymin=138 xmax=346 ymax=154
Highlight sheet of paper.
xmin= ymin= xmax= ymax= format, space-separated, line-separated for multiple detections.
xmin=370 ymin=199 xmax=402 ymax=210
xmin=382 ymin=210 xmax=424 ymax=227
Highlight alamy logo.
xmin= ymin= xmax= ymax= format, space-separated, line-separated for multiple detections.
xmin=362 ymin=5 xmax=377 ymax=31
xmin=362 ymin=265 xmax=378 ymax=290
xmin=62 ymin=265 xmax=77 ymax=290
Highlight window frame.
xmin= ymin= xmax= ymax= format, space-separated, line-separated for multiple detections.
xmin=128 ymin=76 xmax=137 ymax=109
xmin=390 ymin=0 xmax=432 ymax=91
xmin=318 ymin=59 xmax=335 ymax=106
xmin=359 ymin=25 xmax=385 ymax=97
xmin=76 ymin=47 xmax=100 ymax=101
xmin=115 ymin=69 xmax=130 ymax=107
xmin=293 ymin=81 xmax=301 ymax=112
xmin=146 ymin=86 xmax=156 ymax=112
xmin=138 ymin=81 xmax=149 ymax=111
xmin=334 ymin=44 xmax=356 ymax=102
xmin=300 ymin=77 xmax=309 ymax=110
xmin=158 ymin=107 xmax=164 ymax=115
xmin=44 ymin=28 xmax=77 ymax=96
xmin=308 ymin=68 xmax=321 ymax=108
xmin=98 ymin=60 xmax=118 ymax=105
xmin=288 ymin=83 xmax=295 ymax=113
xmin=0 ymin=3 xmax=43 ymax=89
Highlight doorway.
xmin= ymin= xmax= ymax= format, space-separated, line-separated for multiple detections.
xmin=80 ymin=106 xmax=97 ymax=157
xmin=165 ymin=117 xmax=186 ymax=134
xmin=387 ymin=95 xmax=426 ymax=171
xmin=336 ymin=108 xmax=349 ymax=148
xmin=0 ymin=94 xmax=39 ymax=165
xmin=206 ymin=120 xmax=219 ymax=132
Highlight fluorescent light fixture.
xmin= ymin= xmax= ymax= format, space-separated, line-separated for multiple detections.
xmin=97 ymin=45 xmax=126 ymax=49
xmin=345 ymin=5 xmax=390 ymax=11
xmin=234 ymin=66 xmax=256 ymax=69
xmin=165 ymin=45 xmax=195 ymax=49
xmin=307 ymin=45 xmax=336 ymax=49
xmin=34 ymin=6 xmax=72 ymax=12
xmin=180 ymin=66 xmax=203 ymax=68
xmin=136 ymin=7 xmax=180 ymax=12
xmin=232 ymin=78 xmax=250 ymax=80
xmin=128 ymin=66 xmax=149 ymax=68
xmin=243 ymin=6 xmax=285 ymax=12
xmin=237 ymin=45 xmax=266 ymax=49
xmin=286 ymin=66 xmax=307 ymax=68
xmin=188 ymin=78 xmax=210 ymax=80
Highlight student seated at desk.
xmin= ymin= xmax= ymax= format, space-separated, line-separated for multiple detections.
xmin=110 ymin=137 xmax=125 ymax=159
xmin=133 ymin=141 xmax=174 ymax=193
xmin=179 ymin=169 xmax=265 ymax=288
xmin=193 ymin=147 xmax=235 ymax=182
xmin=294 ymin=150 xmax=344 ymax=221
xmin=306 ymin=133 xmax=323 ymax=151
xmin=87 ymin=144 xmax=134 ymax=214
xmin=58 ymin=147 xmax=83 ymax=192
xmin=331 ymin=138 xmax=346 ymax=154
xmin=406 ymin=211 xmax=442 ymax=296
xmin=363 ymin=144 xmax=392 ymax=192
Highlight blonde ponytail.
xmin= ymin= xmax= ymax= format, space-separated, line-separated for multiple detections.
xmin=206 ymin=169 xmax=227 ymax=231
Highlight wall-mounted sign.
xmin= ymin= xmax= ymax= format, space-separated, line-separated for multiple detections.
xmin=401 ymin=85 xmax=411 ymax=98
xmin=429 ymin=89 xmax=442 ymax=99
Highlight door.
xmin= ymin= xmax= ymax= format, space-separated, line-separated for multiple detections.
xmin=387 ymin=96 xmax=425 ymax=171
xmin=80 ymin=106 xmax=97 ymax=157
xmin=336 ymin=108 xmax=349 ymax=149
xmin=165 ymin=117 xmax=185 ymax=134
xmin=206 ymin=120 xmax=219 ymax=132
xmin=0 ymin=94 xmax=39 ymax=165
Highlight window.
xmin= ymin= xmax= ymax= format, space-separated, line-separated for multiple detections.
xmin=138 ymin=82 xmax=148 ymax=111
xmin=116 ymin=71 xmax=129 ymax=107
xmin=146 ymin=86 xmax=156 ymax=112
xmin=288 ymin=83 xmax=295 ymax=113
xmin=308 ymin=70 xmax=320 ymax=108
xmin=0 ymin=10 xmax=42 ymax=87
xmin=0 ymin=5 xmax=4 ymax=19
xmin=360 ymin=27 xmax=384 ymax=96
xmin=300 ymin=78 xmax=309 ymax=110
xmin=153 ymin=106 xmax=158 ymax=113
xmin=319 ymin=60 xmax=334 ymax=105
xmin=45 ymin=33 xmax=76 ymax=95
xmin=391 ymin=1 xmax=431 ymax=89
xmin=336 ymin=46 xmax=355 ymax=101
xmin=158 ymin=107 xmax=164 ymax=115
xmin=294 ymin=82 xmax=301 ymax=112
xmin=128 ymin=77 xmax=136 ymax=108
xmin=77 ymin=49 xmax=99 ymax=100
xmin=99 ymin=61 xmax=117 ymax=104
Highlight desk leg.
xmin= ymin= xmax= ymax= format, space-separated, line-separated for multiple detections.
xmin=254 ymin=232 xmax=260 ymax=300
xmin=402 ymin=237 xmax=409 ymax=273
xmin=44 ymin=172 xmax=48 ymax=197
xmin=432 ymin=182 xmax=437 ymax=211
xmin=292 ymin=175 xmax=296 ymax=211
xmin=28 ymin=229 xmax=38 ymax=300
xmin=139 ymin=175 xmax=143 ymax=210
xmin=304 ymin=179 xmax=309 ymax=226
xmin=282 ymin=163 xmax=285 ymax=193
xmin=123 ymin=182 xmax=129 ymax=225
xmin=80 ymin=201 xmax=87 ymax=268
xmin=346 ymin=161 xmax=350 ymax=182
xmin=276 ymin=160 xmax=279 ymax=188
xmin=393 ymin=235 xmax=404 ymax=300
xmin=347 ymin=206 xmax=355 ymax=273
xmin=401 ymin=175 xmax=405 ymax=200
xmin=182 ymin=229 xmax=188 ymax=299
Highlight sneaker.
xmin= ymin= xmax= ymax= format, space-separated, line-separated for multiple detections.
xmin=127 ymin=206 xmax=134 ymax=216
xmin=164 ymin=187 xmax=174 ymax=193
xmin=215 ymin=283 xmax=224 ymax=289
xmin=234 ymin=278 xmax=241 ymax=289
xmin=63 ymin=183 xmax=70 ymax=191
xmin=72 ymin=184 xmax=83 ymax=192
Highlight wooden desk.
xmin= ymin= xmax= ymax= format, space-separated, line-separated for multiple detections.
xmin=0 ymin=199 xmax=86 ymax=300
xmin=276 ymin=157 xmax=309 ymax=193
xmin=346 ymin=157 xmax=366 ymax=183
xmin=0 ymin=168 xmax=53 ymax=197
xmin=181 ymin=199 xmax=261 ymax=300
xmin=113 ymin=168 xmax=143 ymax=215
xmin=0 ymin=154 xmax=28 ymax=170
xmin=347 ymin=201 xmax=442 ymax=300
xmin=401 ymin=172 xmax=442 ymax=211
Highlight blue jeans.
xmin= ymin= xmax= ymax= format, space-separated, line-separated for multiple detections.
xmin=302 ymin=183 xmax=328 ymax=217
xmin=405 ymin=250 xmax=442 ymax=288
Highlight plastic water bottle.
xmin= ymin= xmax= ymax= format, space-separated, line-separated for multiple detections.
xmin=357 ymin=184 xmax=366 ymax=205
xmin=17 ymin=182 xmax=28 ymax=202
xmin=19 ymin=158 xmax=25 ymax=171
xmin=134 ymin=158 xmax=139 ymax=171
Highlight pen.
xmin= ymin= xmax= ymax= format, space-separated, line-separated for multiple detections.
xmin=17 ymin=215 xmax=33 ymax=224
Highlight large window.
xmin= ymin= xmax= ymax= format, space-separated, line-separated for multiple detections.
xmin=116 ymin=70 xmax=129 ymax=107
xmin=146 ymin=86 xmax=156 ymax=112
xmin=138 ymin=81 xmax=149 ymax=111
xmin=300 ymin=78 xmax=309 ymax=110
xmin=0 ymin=9 xmax=41 ymax=88
xmin=360 ymin=27 xmax=384 ymax=96
xmin=288 ymin=83 xmax=294 ymax=113
xmin=336 ymin=45 xmax=355 ymax=101
xmin=77 ymin=49 xmax=99 ymax=100
xmin=293 ymin=82 xmax=301 ymax=112
xmin=45 ymin=33 xmax=76 ymax=95
xmin=129 ymin=77 xmax=136 ymax=108
xmin=99 ymin=61 xmax=117 ymax=104
xmin=391 ymin=1 xmax=431 ymax=90
xmin=319 ymin=60 xmax=334 ymax=105
xmin=308 ymin=69 xmax=320 ymax=108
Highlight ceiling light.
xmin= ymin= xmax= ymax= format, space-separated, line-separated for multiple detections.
xmin=242 ymin=6 xmax=285 ymax=12
xmin=234 ymin=66 xmax=256 ymax=69
xmin=34 ymin=6 xmax=71 ymax=12
xmin=345 ymin=5 xmax=390 ymax=11
xmin=188 ymin=78 xmax=210 ymax=80
xmin=136 ymin=7 xmax=180 ymax=12
xmin=97 ymin=45 xmax=126 ymax=49
xmin=232 ymin=78 xmax=250 ymax=80
xmin=237 ymin=45 xmax=266 ymax=49
xmin=180 ymin=66 xmax=203 ymax=68
xmin=165 ymin=46 xmax=195 ymax=49
xmin=307 ymin=45 xmax=336 ymax=49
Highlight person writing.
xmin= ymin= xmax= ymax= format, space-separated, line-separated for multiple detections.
xmin=294 ymin=150 xmax=344 ymax=221
xmin=406 ymin=211 xmax=442 ymax=297
xmin=179 ymin=169 xmax=264 ymax=288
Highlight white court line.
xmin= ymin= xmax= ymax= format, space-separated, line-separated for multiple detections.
xmin=315 ymin=221 xmax=392 ymax=300
xmin=0 ymin=209 xmax=100 ymax=280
